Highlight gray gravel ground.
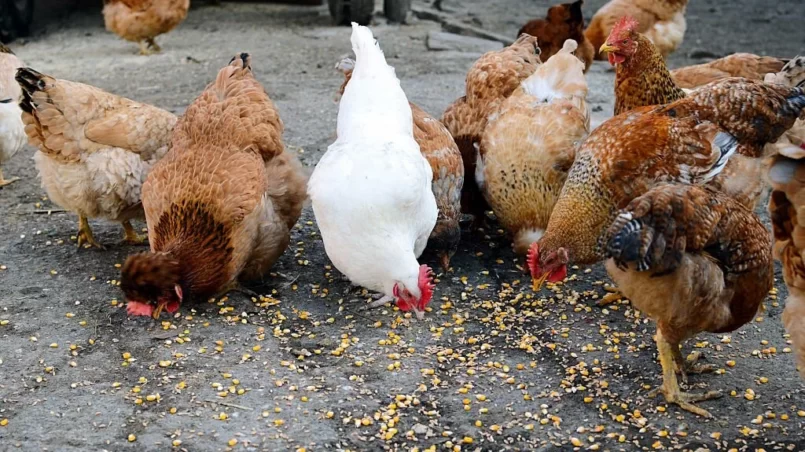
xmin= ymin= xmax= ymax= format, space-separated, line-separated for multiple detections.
xmin=1 ymin=1 xmax=805 ymax=451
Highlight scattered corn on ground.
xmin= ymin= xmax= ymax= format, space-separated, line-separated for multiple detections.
xmin=1 ymin=0 xmax=804 ymax=450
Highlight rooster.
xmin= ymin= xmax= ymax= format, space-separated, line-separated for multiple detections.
xmin=478 ymin=40 xmax=589 ymax=255
xmin=335 ymin=57 xmax=464 ymax=271
xmin=603 ymin=183 xmax=772 ymax=417
xmin=441 ymin=34 xmax=541 ymax=225
xmin=528 ymin=78 xmax=805 ymax=290
xmin=309 ymin=24 xmax=438 ymax=320
xmin=120 ymin=53 xmax=307 ymax=318
xmin=517 ymin=0 xmax=595 ymax=73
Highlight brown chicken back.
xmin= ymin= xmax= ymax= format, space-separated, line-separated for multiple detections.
xmin=604 ymin=183 xmax=772 ymax=416
xmin=518 ymin=0 xmax=594 ymax=73
xmin=441 ymin=34 xmax=541 ymax=223
xmin=671 ymin=53 xmax=787 ymax=90
xmin=121 ymin=54 xmax=307 ymax=319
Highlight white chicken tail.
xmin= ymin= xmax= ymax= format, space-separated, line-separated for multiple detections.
xmin=520 ymin=39 xmax=588 ymax=102
xmin=337 ymin=23 xmax=413 ymax=141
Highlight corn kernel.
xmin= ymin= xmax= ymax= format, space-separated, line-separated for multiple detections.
xmin=170 ymin=407 xmax=177 ymax=414
xmin=228 ymin=438 xmax=238 ymax=447
xmin=127 ymin=434 xmax=136 ymax=442
xmin=0 ymin=419 xmax=8 ymax=427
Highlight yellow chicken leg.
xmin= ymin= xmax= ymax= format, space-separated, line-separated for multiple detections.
xmin=146 ymin=37 xmax=161 ymax=53
xmin=648 ymin=329 xmax=721 ymax=417
xmin=0 ymin=168 xmax=19 ymax=187
xmin=598 ymin=285 xmax=625 ymax=306
xmin=122 ymin=221 xmax=147 ymax=245
xmin=77 ymin=216 xmax=105 ymax=249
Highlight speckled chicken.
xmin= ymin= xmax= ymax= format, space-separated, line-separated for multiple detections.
xmin=120 ymin=53 xmax=307 ymax=318
xmin=671 ymin=53 xmax=787 ymax=90
xmin=529 ymin=78 xmax=805 ymax=290
xmin=103 ymin=0 xmax=190 ymax=55
xmin=336 ymin=57 xmax=464 ymax=271
xmin=586 ymin=0 xmax=687 ymax=60
xmin=768 ymin=146 xmax=805 ymax=379
xmin=478 ymin=40 xmax=589 ymax=256
xmin=441 ymin=34 xmax=541 ymax=224
xmin=765 ymin=57 xmax=805 ymax=153
xmin=0 ymin=44 xmax=26 ymax=188
xmin=603 ymin=183 xmax=772 ymax=416
xmin=599 ymin=16 xmax=686 ymax=115
xmin=16 ymin=67 xmax=177 ymax=248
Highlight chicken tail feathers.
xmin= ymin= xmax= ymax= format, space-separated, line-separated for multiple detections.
xmin=15 ymin=67 xmax=46 ymax=114
xmin=783 ymin=86 xmax=805 ymax=119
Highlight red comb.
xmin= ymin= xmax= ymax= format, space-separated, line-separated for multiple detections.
xmin=417 ymin=265 xmax=435 ymax=310
xmin=612 ymin=16 xmax=639 ymax=35
xmin=127 ymin=301 xmax=154 ymax=317
xmin=527 ymin=242 xmax=540 ymax=277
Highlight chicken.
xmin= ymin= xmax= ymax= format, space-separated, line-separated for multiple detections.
xmin=336 ymin=57 xmax=464 ymax=271
xmin=441 ymin=34 xmax=541 ymax=224
xmin=309 ymin=24 xmax=437 ymax=320
xmin=528 ymin=78 xmax=805 ymax=290
xmin=603 ymin=183 xmax=772 ymax=416
xmin=585 ymin=0 xmax=687 ymax=60
xmin=671 ymin=53 xmax=787 ymax=90
xmin=120 ymin=53 xmax=306 ymax=318
xmin=103 ymin=0 xmax=190 ymax=55
xmin=765 ymin=56 xmax=805 ymax=152
xmin=16 ymin=68 xmax=177 ymax=248
xmin=0 ymin=44 xmax=26 ymax=188
xmin=768 ymin=146 xmax=805 ymax=379
xmin=599 ymin=16 xmax=686 ymax=115
xmin=478 ymin=40 xmax=589 ymax=255
xmin=517 ymin=0 xmax=595 ymax=73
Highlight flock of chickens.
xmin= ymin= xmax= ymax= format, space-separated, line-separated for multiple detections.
xmin=0 ymin=0 xmax=804 ymax=420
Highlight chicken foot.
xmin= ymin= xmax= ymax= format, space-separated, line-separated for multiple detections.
xmin=76 ymin=216 xmax=105 ymax=250
xmin=0 ymin=168 xmax=19 ymax=187
xmin=647 ymin=329 xmax=722 ymax=417
xmin=218 ymin=280 xmax=259 ymax=300
xmin=122 ymin=221 xmax=147 ymax=245
xmin=598 ymin=286 xmax=625 ymax=306
xmin=671 ymin=348 xmax=715 ymax=383
xmin=146 ymin=38 xmax=161 ymax=53
xmin=363 ymin=294 xmax=395 ymax=311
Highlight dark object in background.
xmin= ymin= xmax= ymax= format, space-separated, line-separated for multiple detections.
xmin=328 ymin=0 xmax=410 ymax=25
xmin=0 ymin=0 xmax=34 ymax=43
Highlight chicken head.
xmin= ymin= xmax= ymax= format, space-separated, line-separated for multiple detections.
xmin=599 ymin=16 xmax=639 ymax=65
xmin=392 ymin=265 xmax=435 ymax=320
xmin=121 ymin=252 xmax=184 ymax=319
xmin=527 ymin=243 xmax=569 ymax=290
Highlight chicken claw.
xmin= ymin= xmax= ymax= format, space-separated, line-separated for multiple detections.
xmin=0 ymin=169 xmax=19 ymax=187
xmin=598 ymin=286 xmax=625 ymax=306
xmin=146 ymin=38 xmax=161 ymax=53
xmin=77 ymin=216 xmax=105 ymax=250
xmin=364 ymin=294 xmax=394 ymax=310
xmin=122 ymin=221 xmax=148 ymax=245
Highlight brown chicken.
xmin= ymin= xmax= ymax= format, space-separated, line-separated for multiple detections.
xmin=103 ymin=0 xmax=190 ymax=55
xmin=16 ymin=67 xmax=177 ymax=248
xmin=765 ymin=57 xmax=805 ymax=153
xmin=528 ymin=78 xmax=805 ymax=290
xmin=768 ymin=146 xmax=805 ymax=379
xmin=671 ymin=53 xmax=787 ymax=90
xmin=599 ymin=16 xmax=685 ymax=115
xmin=479 ymin=40 xmax=589 ymax=255
xmin=441 ymin=34 xmax=541 ymax=223
xmin=603 ymin=183 xmax=772 ymax=416
xmin=517 ymin=0 xmax=595 ymax=73
xmin=585 ymin=0 xmax=687 ymax=60
xmin=335 ymin=57 xmax=464 ymax=270
xmin=120 ymin=54 xmax=307 ymax=318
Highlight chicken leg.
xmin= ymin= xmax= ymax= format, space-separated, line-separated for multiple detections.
xmin=671 ymin=348 xmax=715 ymax=383
xmin=648 ymin=329 xmax=721 ymax=417
xmin=146 ymin=38 xmax=161 ymax=53
xmin=122 ymin=221 xmax=147 ymax=245
xmin=77 ymin=215 xmax=105 ymax=249
xmin=0 ymin=168 xmax=19 ymax=187
xmin=598 ymin=286 xmax=625 ymax=306
xmin=364 ymin=294 xmax=395 ymax=311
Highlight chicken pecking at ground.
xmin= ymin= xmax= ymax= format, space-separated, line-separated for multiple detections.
xmin=0 ymin=44 xmax=26 ymax=188
xmin=16 ymin=67 xmax=177 ymax=249
xmin=603 ymin=183 xmax=772 ymax=417
xmin=121 ymin=53 xmax=307 ymax=319
xmin=585 ymin=0 xmax=687 ymax=60
xmin=528 ymin=78 xmax=805 ymax=290
xmin=103 ymin=0 xmax=190 ymax=55
xmin=600 ymin=16 xmax=789 ymax=115
xmin=478 ymin=39 xmax=589 ymax=256
xmin=768 ymin=145 xmax=805 ymax=380
xmin=517 ymin=0 xmax=595 ymax=73
xmin=309 ymin=24 xmax=438 ymax=320
xmin=336 ymin=57 xmax=464 ymax=271
xmin=441 ymin=34 xmax=541 ymax=225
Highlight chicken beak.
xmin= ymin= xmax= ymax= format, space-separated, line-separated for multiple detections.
xmin=532 ymin=271 xmax=550 ymax=292
xmin=599 ymin=43 xmax=617 ymax=54
xmin=414 ymin=308 xmax=425 ymax=320
xmin=152 ymin=302 xmax=165 ymax=319
xmin=439 ymin=252 xmax=451 ymax=272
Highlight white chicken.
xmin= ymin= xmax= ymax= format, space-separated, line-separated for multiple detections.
xmin=308 ymin=23 xmax=438 ymax=320
xmin=0 ymin=44 xmax=26 ymax=187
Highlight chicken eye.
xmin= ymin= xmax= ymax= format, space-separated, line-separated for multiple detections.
xmin=621 ymin=39 xmax=628 ymax=45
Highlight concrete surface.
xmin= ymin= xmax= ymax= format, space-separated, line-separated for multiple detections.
xmin=1 ymin=0 xmax=804 ymax=451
